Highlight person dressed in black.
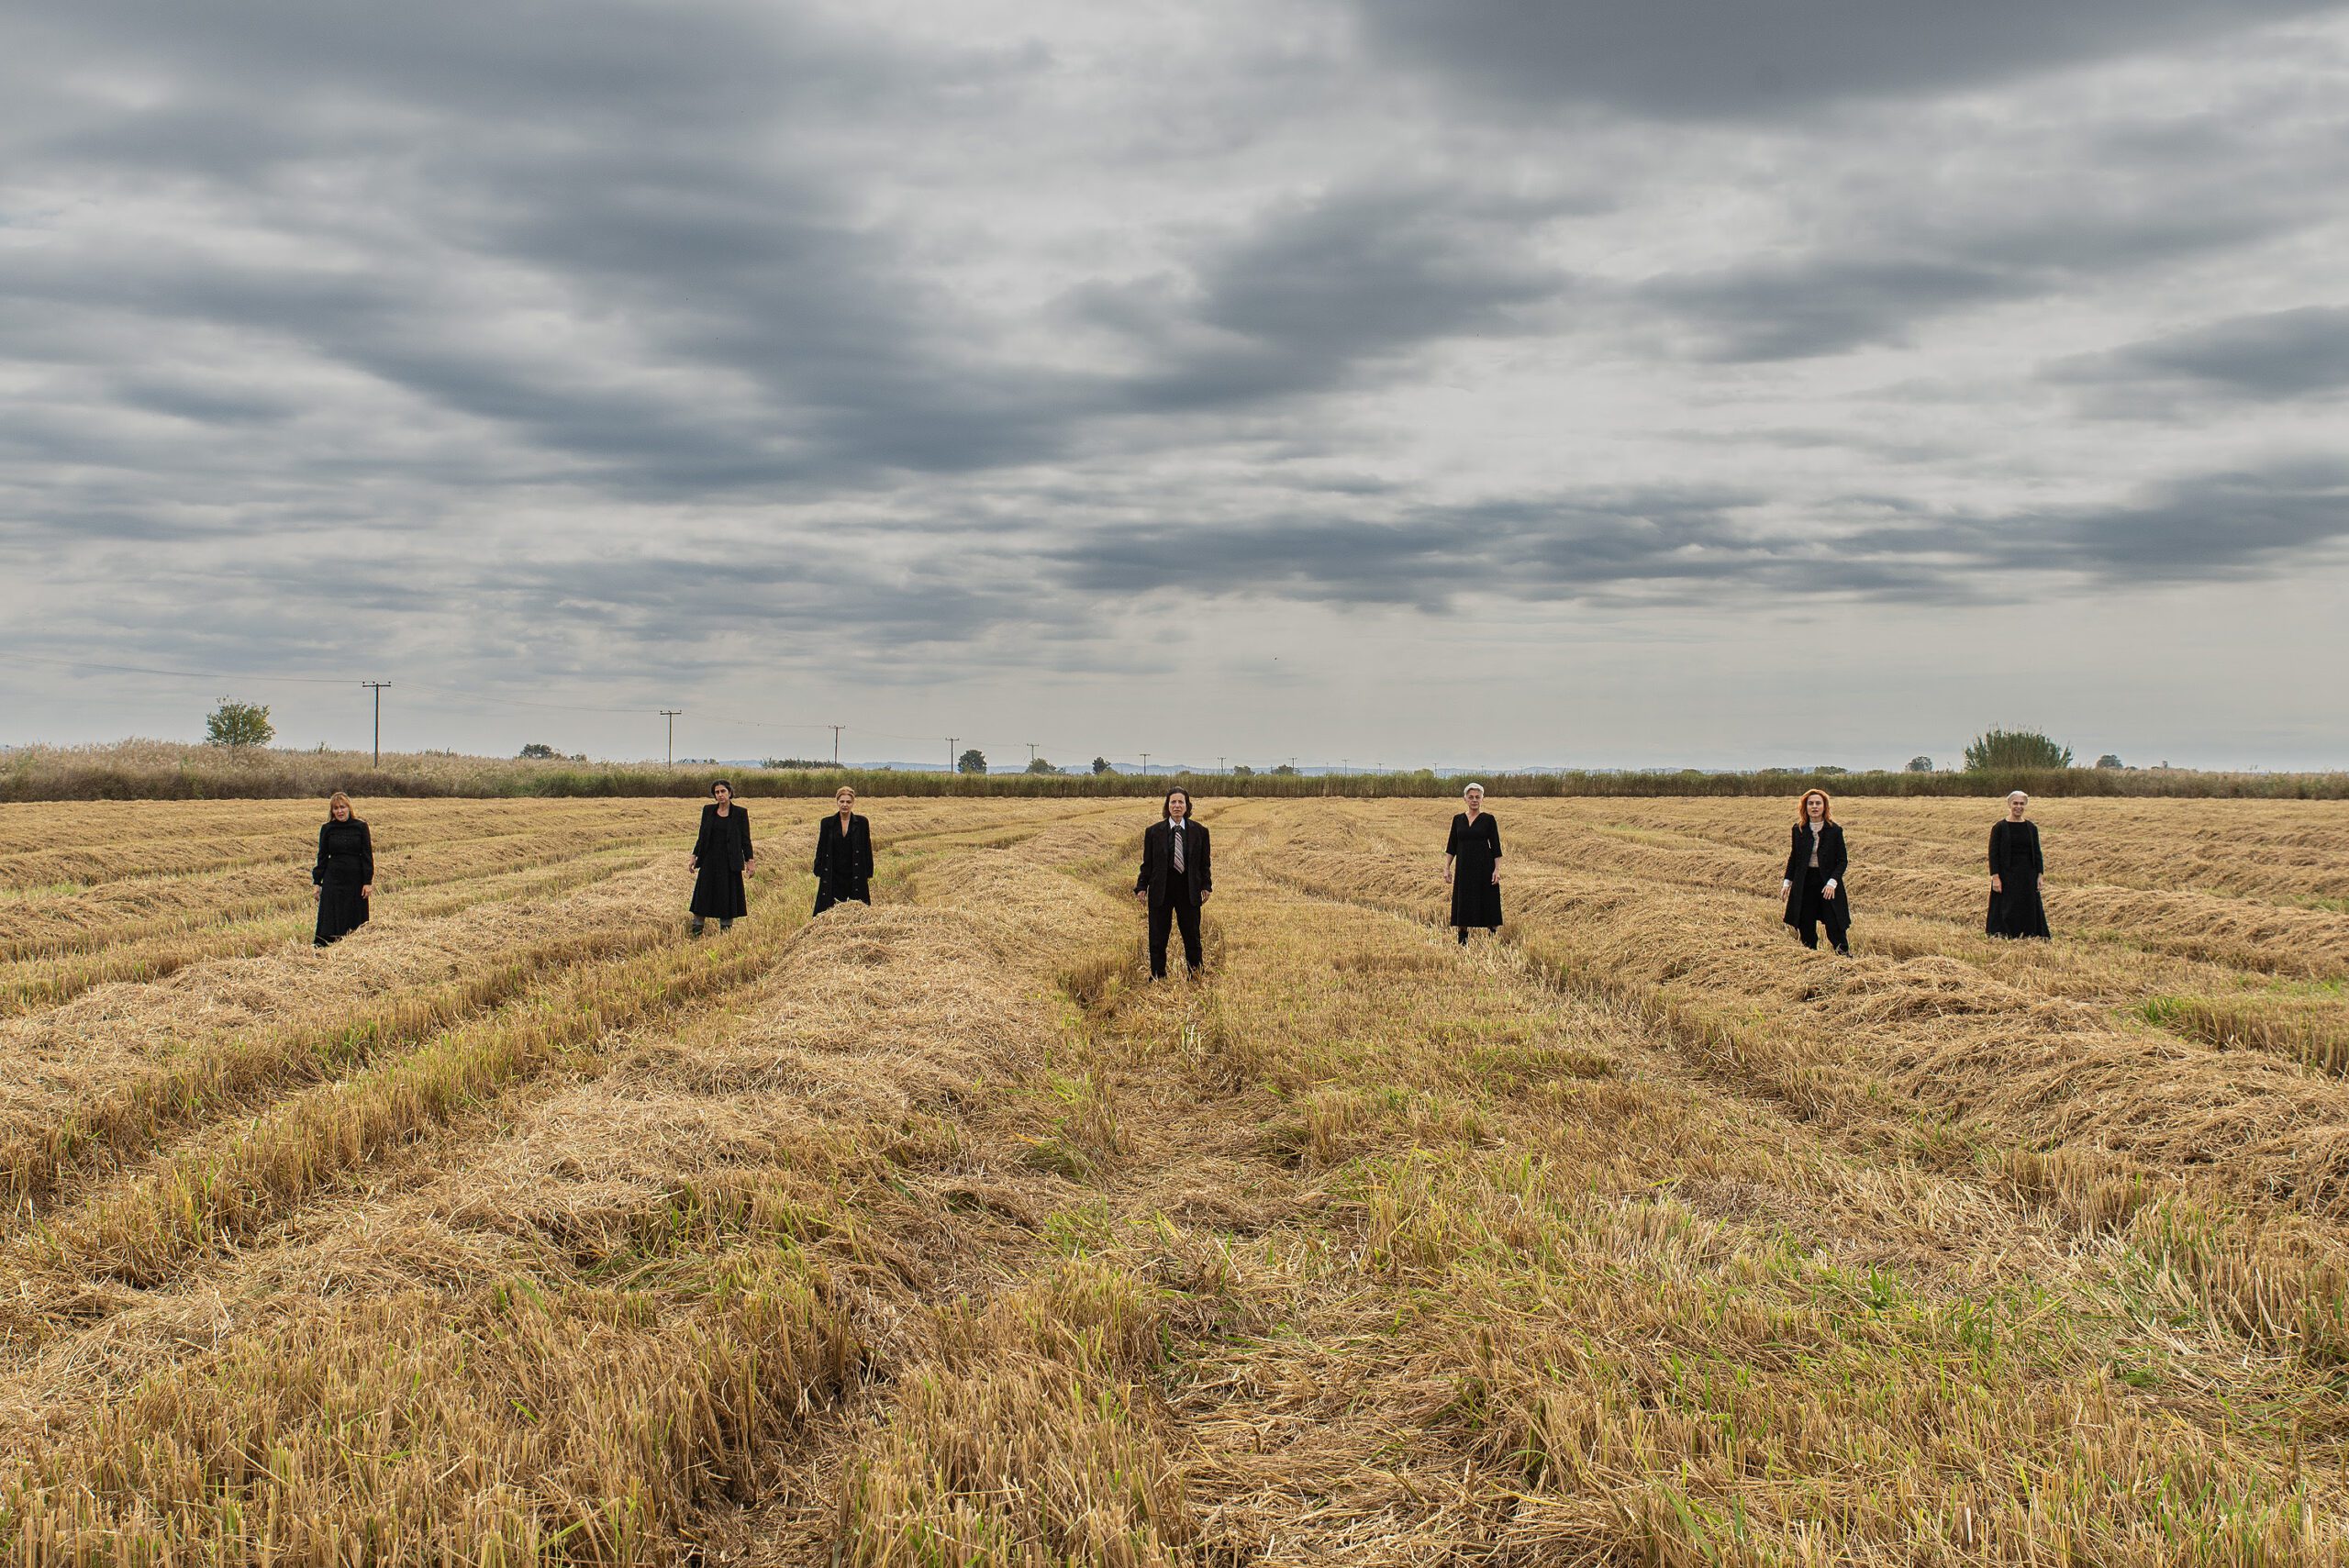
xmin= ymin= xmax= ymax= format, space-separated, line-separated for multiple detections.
xmin=1134 ymin=787 xmax=1211 ymax=979
xmin=1444 ymin=783 xmax=1502 ymax=944
xmin=1987 ymin=790 xmax=2051 ymax=940
xmin=812 ymin=784 xmax=874 ymax=915
xmin=1780 ymin=788 xmax=1852 ymax=954
xmin=312 ymin=790 xmax=373 ymax=948
xmin=687 ymin=779 xmax=754 ymax=936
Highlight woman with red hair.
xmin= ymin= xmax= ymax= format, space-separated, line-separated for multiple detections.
xmin=1779 ymin=788 xmax=1851 ymax=954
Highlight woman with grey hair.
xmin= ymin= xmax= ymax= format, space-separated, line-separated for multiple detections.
xmin=1986 ymin=790 xmax=2050 ymax=939
xmin=1444 ymin=783 xmax=1502 ymax=944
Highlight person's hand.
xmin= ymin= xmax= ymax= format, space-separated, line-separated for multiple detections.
xmin=1134 ymin=887 xmax=1147 ymax=904
xmin=1823 ymin=880 xmax=1838 ymax=898
xmin=361 ymin=884 xmax=373 ymax=901
xmin=1780 ymin=878 xmax=1791 ymax=895
xmin=2037 ymin=873 xmax=2044 ymax=890
xmin=1199 ymin=890 xmax=1210 ymax=905
xmin=744 ymin=859 xmax=755 ymax=879
xmin=689 ymin=857 xmax=699 ymax=873
xmin=1490 ymin=868 xmax=1500 ymax=885
xmin=1990 ymin=874 xmax=2003 ymax=893
xmin=1444 ymin=866 xmax=1454 ymax=884
xmin=313 ymin=886 xmax=321 ymax=902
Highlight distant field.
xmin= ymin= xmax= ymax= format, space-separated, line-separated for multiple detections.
xmin=2 ymin=795 xmax=2347 ymax=1562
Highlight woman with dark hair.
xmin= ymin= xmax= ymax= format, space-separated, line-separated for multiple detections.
xmin=1987 ymin=790 xmax=2051 ymax=940
xmin=312 ymin=791 xmax=373 ymax=948
xmin=1780 ymin=788 xmax=1852 ymax=954
xmin=1444 ymin=783 xmax=1501 ymax=944
xmin=1134 ymin=787 xmax=1211 ymax=979
xmin=812 ymin=784 xmax=874 ymax=914
xmin=687 ymin=779 xmax=754 ymax=936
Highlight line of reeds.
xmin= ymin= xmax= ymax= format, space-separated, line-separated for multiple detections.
xmin=7 ymin=740 xmax=2344 ymax=800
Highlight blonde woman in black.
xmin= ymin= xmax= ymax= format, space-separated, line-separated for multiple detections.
xmin=1443 ymin=783 xmax=1501 ymax=944
xmin=1987 ymin=790 xmax=2051 ymax=939
xmin=312 ymin=791 xmax=373 ymax=947
xmin=1779 ymin=788 xmax=1851 ymax=954
xmin=812 ymin=784 xmax=874 ymax=914
xmin=687 ymin=780 xmax=754 ymax=935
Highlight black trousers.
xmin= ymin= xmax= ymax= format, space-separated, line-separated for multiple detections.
xmin=1148 ymin=869 xmax=1203 ymax=977
xmin=1794 ymin=867 xmax=1850 ymax=953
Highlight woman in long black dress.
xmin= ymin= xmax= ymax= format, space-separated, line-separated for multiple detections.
xmin=312 ymin=791 xmax=373 ymax=947
xmin=813 ymin=784 xmax=874 ymax=914
xmin=1987 ymin=790 xmax=2051 ymax=939
xmin=1780 ymin=788 xmax=1852 ymax=954
xmin=687 ymin=780 xmax=754 ymax=936
xmin=1444 ymin=784 xmax=1502 ymax=944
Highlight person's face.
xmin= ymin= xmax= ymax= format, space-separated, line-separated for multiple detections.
xmin=712 ymin=784 xmax=731 ymax=806
xmin=1805 ymin=794 xmax=1825 ymax=821
xmin=1167 ymin=792 xmax=1189 ymax=820
xmin=1464 ymin=787 xmax=1484 ymax=812
xmin=836 ymin=789 xmax=855 ymax=812
xmin=331 ymin=800 xmax=350 ymax=821
xmin=2009 ymin=794 xmax=2029 ymax=818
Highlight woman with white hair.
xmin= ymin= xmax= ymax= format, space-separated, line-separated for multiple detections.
xmin=1986 ymin=790 xmax=2050 ymax=939
xmin=1443 ymin=783 xmax=1502 ymax=944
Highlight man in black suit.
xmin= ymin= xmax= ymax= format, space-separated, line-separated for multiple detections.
xmin=1134 ymin=787 xmax=1211 ymax=978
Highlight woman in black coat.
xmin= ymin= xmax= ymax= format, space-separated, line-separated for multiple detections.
xmin=1987 ymin=790 xmax=2051 ymax=939
xmin=687 ymin=779 xmax=754 ymax=935
xmin=312 ymin=790 xmax=373 ymax=947
xmin=1443 ymin=783 xmax=1502 ymax=944
xmin=812 ymin=784 xmax=874 ymax=914
xmin=1780 ymin=788 xmax=1852 ymax=954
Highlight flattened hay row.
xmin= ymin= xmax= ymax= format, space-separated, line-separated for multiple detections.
xmin=7 ymin=873 xmax=811 ymax=1303
xmin=1551 ymin=796 xmax=2349 ymax=906
xmin=0 ymin=820 xmax=678 ymax=963
xmin=1160 ymin=833 xmax=2349 ymax=1562
xmin=0 ymin=817 xmax=1137 ymax=1562
xmin=0 ymin=857 xmax=690 ymax=1151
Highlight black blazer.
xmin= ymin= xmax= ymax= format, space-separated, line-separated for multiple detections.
xmin=1135 ymin=818 xmax=1211 ymax=908
xmin=313 ymin=818 xmax=373 ymax=887
xmin=813 ymin=812 xmax=874 ymax=884
xmin=1781 ymin=820 xmax=1850 ymax=920
xmin=692 ymin=804 xmax=752 ymax=871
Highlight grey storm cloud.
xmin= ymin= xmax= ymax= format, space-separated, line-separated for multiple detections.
xmin=2047 ymin=306 xmax=2349 ymax=404
xmin=1346 ymin=0 xmax=2348 ymax=118
xmin=2 ymin=0 xmax=2347 ymax=762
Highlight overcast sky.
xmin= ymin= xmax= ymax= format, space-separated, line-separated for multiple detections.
xmin=4 ymin=1 xmax=2345 ymax=771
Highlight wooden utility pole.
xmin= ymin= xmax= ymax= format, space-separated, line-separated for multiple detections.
xmin=660 ymin=709 xmax=683 ymax=766
xmin=359 ymin=682 xmax=390 ymax=764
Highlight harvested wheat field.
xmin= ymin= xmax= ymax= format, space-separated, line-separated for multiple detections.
xmin=3 ymin=793 xmax=2348 ymax=1564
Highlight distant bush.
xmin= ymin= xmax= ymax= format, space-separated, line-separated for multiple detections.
xmin=957 ymin=749 xmax=987 ymax=775
xmin=518 ymin=742 xmax=557 ymax=759
xmin=205 ymin=701 xmax=273 ymax=748
xmin=1965 ymin=729 xmax=2072 ymax=772
xmin=763 ymin=757 xmax=837 ymax=770
xmin=1092 ymin=756 xmax=1112 ymax=775
xmin=2097 ymin=753 xmax=2125 ymax=770
xmin=1025 ymin=757 xmax=1057 ymax=774
xmin=1907 ymin=755 xmax=1933 ymax=773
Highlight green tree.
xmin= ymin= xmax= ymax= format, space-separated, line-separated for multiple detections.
xmin=1230 ymin=763 xmax=1254 ymax=779
xmin=205 ymin=699 xmax=273 ymax=748
xmin=1269 ymin=763 xmax=1297 ymax=776
xmin=518 ymin=742 xmax=557 ymax=759
xmin=1906 ymin=755 xmax=1933 ymax=773
xmin=1025 ymin=756 xmax=1056 ymax=774
xmin=1963 ymin=728 xmax=2072 ymax=772
xmin=957 ymin=748 xmax=987 ymax=775
xmin=1092 ymin=756 xmax=1112 ymax=775
xmin=2096 ymin=753 xmax=2124 ymax=770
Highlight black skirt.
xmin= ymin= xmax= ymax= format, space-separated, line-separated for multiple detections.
xmin=315 ymin=884 xmax=369 ymax=946
xmin=689 ymin=863 xmax=748 ymax=920
xmin=1987 ymin=883 xmax=2051 ymax=939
